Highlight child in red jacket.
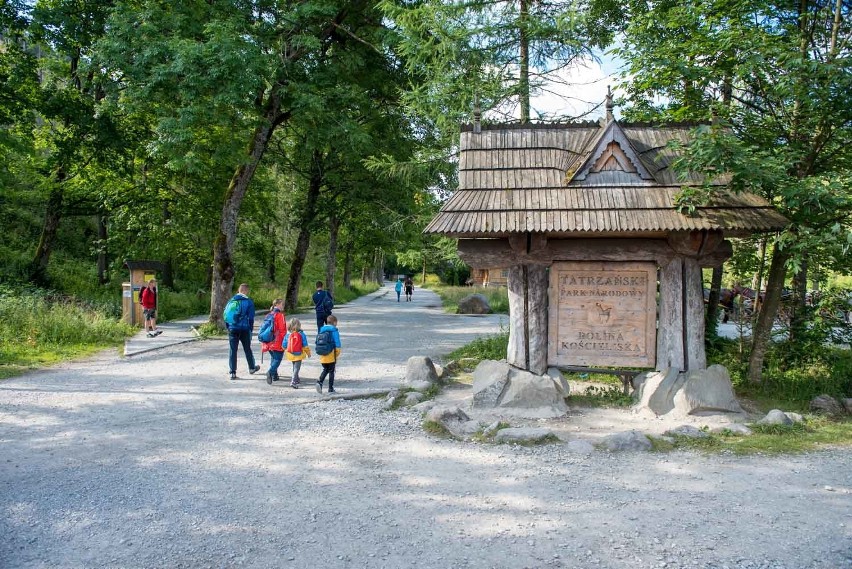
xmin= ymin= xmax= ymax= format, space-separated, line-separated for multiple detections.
xmin=261 ymin=299 xmax=287 ymax=384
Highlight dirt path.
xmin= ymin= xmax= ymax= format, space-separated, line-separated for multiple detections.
xmin=1 ymin=284 xmax=850 ymax=568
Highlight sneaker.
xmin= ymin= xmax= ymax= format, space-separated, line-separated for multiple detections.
xmin=328 ymin=388 xmax=336 ymax=394
xmin=147 ymin=332 xmax=155 ymax=338
xmin=315 ymin=382 xmax=322 ymax=394
xmin=250 ymin=365 xmax=261 ymax=375
xmin=290 ymin=384 xmax=299 ymax=389
xmin=229 ymin=372 xmax=237 ymax=380
xmin=272 ymin=375 xmax=280 ymax=382
xmin=266 ymin=372 xmax=273 ymax=385
xmin=153 ymin=329 xmax=163 ymax=336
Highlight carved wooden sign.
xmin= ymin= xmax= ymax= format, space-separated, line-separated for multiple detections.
xmin=548 ymin=261 xmax=657 ymax=368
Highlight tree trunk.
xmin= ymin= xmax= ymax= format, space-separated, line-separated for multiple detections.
xmin=96 ymin=213 xmax=108 ymax=285
xmin=748 ymin=245 xmax=790 ymax=383
xmin=706 ymin=265 xmax=723 ymax=337
xmin=30 ymin=185 xmax=64 ymax=285
xmin=325 ymin=214 xmax=339 ymax=298
xmin=284 ymin=154 xmax=323 ymax=312
xmin=209 ymin=93 xmax=283 ymax=327
xmin=789 ymin=257 xmax=808 ymax=343
xmin=342 ymin=237 xmax=353 ymax=288
xmin=518 ymin=0 xmax=530 ymax=123
xmin=267 ymin=219 xmax=276 ymax=283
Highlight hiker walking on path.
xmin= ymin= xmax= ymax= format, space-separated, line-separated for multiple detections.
xmin=284 ymin=318 xmax=311 ymax=389
xmin=225 ymin=283 xmax=260 ymax=380
xmin=140 ymin=279 xmax=161 ymax=337
xmin=404 ymin=277 xmax=413 ymax=302
xmin=312 ymin=281 xmax=334 ymax=330
xmin=315 ymin=314 xmax=341 ymax=394
xmin=394 ymin=278 xmax=403 ymax=302
xmin=260 ymin=299 xmax=287 ymax=384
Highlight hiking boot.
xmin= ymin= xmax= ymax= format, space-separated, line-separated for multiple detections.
xmin=250 ymin=365 xmax=261 ymax=375
xmin=272 ymin=374 xmax=280 ymax=382
xmin=315 ymin=382 xmax=322 ymax=394
xmin=229 ymin=372 xmax=237 ymax=381
xmin=327 ymin=388 xmax=336 ymax=394
xmin=266 ymin=371 xmax=273 ymax=385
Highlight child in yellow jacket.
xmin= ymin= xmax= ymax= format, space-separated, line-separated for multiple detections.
xmin=315 ymin=315 xmax=341 ymax=394
xmin=283 ymin=318 xmax=311 ymax=389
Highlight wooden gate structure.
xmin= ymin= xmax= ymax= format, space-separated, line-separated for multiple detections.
xmin=425 ymin=100 xmax=787 ymax=375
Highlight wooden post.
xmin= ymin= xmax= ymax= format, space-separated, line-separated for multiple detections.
xmin=657 ymin=258 xmax=685 ymax=370
xmin=683 ymin=258 xmax=707 ymax=369
xmin=507 ymin=264 xmax=549 ymax=374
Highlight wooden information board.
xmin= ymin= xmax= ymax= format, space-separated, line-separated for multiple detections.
xmin=548 ymin=261 xmax=657 ymax=368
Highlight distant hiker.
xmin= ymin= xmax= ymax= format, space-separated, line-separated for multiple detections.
xmin=315 ymin=314 xmax=341 ymax=394
xmin=224 ymin=283 xmax=260 ymax=380
xmin=140 ymin=279 xmax=161 ymax=337
xmin=260 ymin=299 xmax=287 ymax=385
xmin=394 ymin=278 xmax=403 ymax=302
xmin=284 ymin=318 xmax=311 ymax=389
xmin=404 ymin=277 xmax=413 ymax=302
xmin=312 ymin=280 xmax=334 ymax=331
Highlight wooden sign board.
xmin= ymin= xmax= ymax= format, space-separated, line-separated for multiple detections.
xmin=548 ymin=261 xmax=657 ymax=368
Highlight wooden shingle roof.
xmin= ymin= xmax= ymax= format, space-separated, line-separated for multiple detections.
xmin=425 ymin=121 xmax=788 ymax=237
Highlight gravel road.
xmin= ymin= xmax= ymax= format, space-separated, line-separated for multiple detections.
xmin=1 ymin=285 xmax=851 ymax=569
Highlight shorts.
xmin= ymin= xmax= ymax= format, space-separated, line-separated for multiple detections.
xmin=143 ymin=308 xmax=157 ymax=320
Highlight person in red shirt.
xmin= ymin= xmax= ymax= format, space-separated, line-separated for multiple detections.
xmin=140 ymin=279 xmax=161 ymax=337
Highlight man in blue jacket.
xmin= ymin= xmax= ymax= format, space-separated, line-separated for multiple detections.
xmin=226 ymin=283 xmax=261 ymax=380
xmin=311 ymin=281 xmax=334 ymax=331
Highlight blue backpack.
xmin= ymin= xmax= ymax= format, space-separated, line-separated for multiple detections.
xmin=315 ymin=329 xmax=335 ymax=355
xmin=257 ymin=313 xmax=275 ymax=343
xmin=223 ymin=298 xmax=242 ymax=325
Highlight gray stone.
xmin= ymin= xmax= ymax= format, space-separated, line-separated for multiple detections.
xmin=481 ymin=421 xmax=502 ymax=437
xmin=664 ymin=425 xmax=710 ymax=438
xmin=426 ymin=406 xmax=470 ymax=425
xmin=404 ymin=392 xmax=425 ymax=406
xmin=408 ymin=380 xmax=433 ymax=392
xmin=632 ymin=368 xmax=683 ymax=416
xmin=710 ymin=424 xmax=753 ymax=436
xmin=456 ymin=420 xmax=482 ymax=436
xmin=810 ymin=394 xmax=844 ymax=417
xmin=457 ymin=293 xmax=492 ymax=315
xmin=433 ymin=364 xmax=446 ymax=380
xmin=498 ymin=368 xmax=568 ymax=418
xmin=443 ymin=360 xmax=459 ymax=373
xmin=546 ymin=367 xmax=570 ymax=395
xmin=842 ymin=399 xmax=852 ymax=414
xmin=472 ymin=360 xmax=512 ymax=408
xmin=405 ymin=356 xmax=440 ymax=386
xmin=565 ymin=440 xmax=596 ymax=455
xmin=631 ymin=371 xmax=649 ymax=393
xmin=758 ymin=409 xmax=793 ymax=426
xmin=599 ymin=430 xmax=652 ymax=452
xmin=411 ymin=401 xmax=436 ymax=413
xmin=494 ymin=427 xmax=555 ymax=444
xmin=672 ymin=365 xmax=744 ymax=416
xmin=785 ymin=412 xmax=804 ymax=424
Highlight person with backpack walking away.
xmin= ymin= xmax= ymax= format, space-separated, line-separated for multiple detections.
xmin=284 ymin=318 xmax=311 ymax=389
xmin=312 ymin=280 xmax=334 ymax=331
xmin=140 ymin=279 xmax=161 ymax=337
xmin=404 ymin=277 xmax=414 ymax=302
xmin=258 ymin=299 xmax=286 ymax=384
xmin=394 ymin=278 xmax=403 ymax=302
xmin=224 ymin=283 xmax=261 ymax=380
xmin=315 ymin=314 xmax=341 ymax=394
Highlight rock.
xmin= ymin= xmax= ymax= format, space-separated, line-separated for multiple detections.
xmin=631 ymin=371 xmax=648 ymax=392
xmin=599 ymin=430 xmax=652 ymax=452
xmin=710 ymin=424 xmax=753 ymax=436
xmin=404 ymin=356 xmax=439 ymax=386
xmin=494 ymin=427 xmax=555 ymax=444
xmin=498 ymin=369 xmax=568 ymax=418
xmin=671 ymin=365 xmax=744 ymax=416
xmin=785 ymin=412 xmax=804 ymax=424
xmin=408 ymin=380 xmax=433 ymax=392
xmin=404 ymin=392 xmax=424 ymax=406
xmin=758 ymin=409 xmax=793 ymax=426
xmin=443 ymin=360 xmax=459 ymax=373
xmin=457 ymin=293 xmax=492 ymax=314
xmin=411 ymin=401 xmax=436 ymax=413
xmin=472 ymin=360 xmax=512 ymax=408
xmin=481 ymin=421 xmax=502 ymax=437
xmin=842 ymin=398 xmax=852 ymax=414
xmin=546 ymin=367 xmax=570 ymax=395
xmin=664 ymin=425 xmax=710 ymax=438
xmin=433 ymin=364 xmax=446 ymax=380
xmin=426 ymin=406 xmax=470 ymax=425
xmin=382 ymin=390 xmax=401 ymax=410
xmin=565 ymin=440 xmax=596 ymax=454
xmin=456 ymin=420 xmax=482 ymax=436
xmin=632 ymin=368 xmax=683 ymax=416
xmin=810 ymin=394 xmax=844 ymax=417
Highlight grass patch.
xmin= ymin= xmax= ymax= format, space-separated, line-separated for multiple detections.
xmin=447 ymin=332 xmax=509 ymax=364
xmin=471 ymin=421 xmax=511 ymax=443
xmin=568 ymin=384 xmax=634 ymax=408
xmin=422 ymin=420 xmax=452 ymax=437
xmin=426 ymin=284 xmax=509 ymax=314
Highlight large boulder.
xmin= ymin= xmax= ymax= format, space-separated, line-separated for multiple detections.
xmin=672 ymin=365 xmax=744 ymax=416
xmin=426 ymin=405 xmax=469 ymax=425
xmin=758 ymin=409 xmax=793 ymax=426
xmin=457 ymin=294 xmax=492 ymax=315
xmin=405 ymin=356 xmax=439 ymax=386
xmin=472 ymin=360 xmax=512 ymax=408
xmin=498 ymin=369 xmax=568 ymax=418
xmin=810 ymin=394 xmax=844 ymax=417
xmin=546 ymin=367 xmax=570 ymax=395
xmin=632 ymin=368 xmax=683 ymax=416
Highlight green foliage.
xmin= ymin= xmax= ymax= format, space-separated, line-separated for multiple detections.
xmin=422 ymin=420 xmax=451 ymax=437
xmin=447 ymin=332 xmax=509 ymax=364
xmin=569 ymin=384 xmax=634 ymax=408
xmin=428 ymin=285 xmax=509 ymax=314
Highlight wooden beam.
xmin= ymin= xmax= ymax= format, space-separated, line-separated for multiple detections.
xmin=683 ymin=258 xmax=707 ymax=370
xmin=657 ymin=258 xmax=685 ymax=370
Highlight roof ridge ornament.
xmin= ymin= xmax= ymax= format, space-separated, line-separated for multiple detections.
xmin=473 ymin=93 xmax=481 ymax=134
xmin=605 ymin=86 xmax=614 ymax=124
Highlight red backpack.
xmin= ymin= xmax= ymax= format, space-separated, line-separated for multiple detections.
xmin=287 ymin=331 xmax=303 ymax=353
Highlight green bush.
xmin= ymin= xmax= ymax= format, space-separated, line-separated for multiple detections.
xmin=427 ymin=284 xmax=509 ymax=314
